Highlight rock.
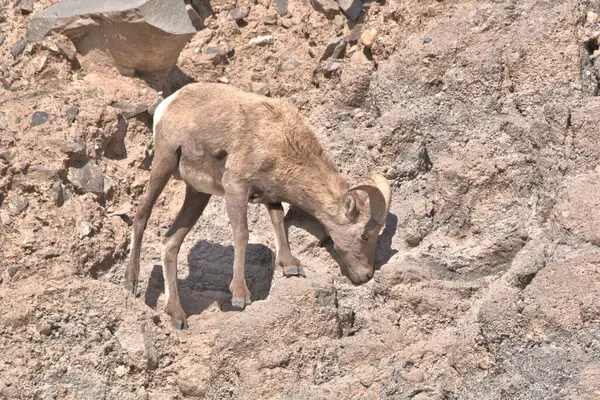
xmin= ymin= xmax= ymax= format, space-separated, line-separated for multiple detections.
xmin=310 ymin=0 xmax=339 ymax=18
xmin=36 ymin=322 xmax=53 ymax=336
xmin=280 ymin=18 xmax=293 ymax=29
xmin=19 ymin=0 xmax=34 ymax=14
xmin=147 ymin=97 xmax=164 ymax=116
xmin=7 ymin=196 xmax=29 ymax=215
xmin=333 ymin=14 xmax=345 ymax=30
xmin=274 ymin=0 xmax=288 ymax=15
xmin=115 ymin=325 xmax=158 ymax=371
xmin=11 ymin=39 xmax=27 ymax=59
xmin=137 ymin=387 xmax=149 ymax=400
xmin=26 ymin=0 xmax=195 ymax=73
xmin=46 ymin=139 xmax=86 ymax=160
xmin=66 ymin=106 xmax=79 ymax=124
xmin=323 ymin=61 xmax=341 ymax=77
xmin=77 ymin=220 xmax=94 ymax=238
xmin=110 ymin=102 xmax=147 ymax=119
xmin=332 ymin=41 xmax=347 ymax=59
xmin=320 ymin=36 xmax=342 ymax=61
xmin=204 ymin=46 xmax=226 ymax=65
xmin=229 ymin=8 xmax=248 ymax=21
xmin=338 ymin=0 xmax=362 ymax=21
xmin=177 ymin=364 xmax=209 ymax=397
xmin=360 ymin=28 xmax=377 ymax=49
xmin=0 ymin=211 xmax=11 ymax=226
xmin=185 ymin=3 xmax=203 ymax=30
xmin=249 ymin=35 xmax=275 ymax=46
xmin=280 ymin=57 xmax=301 ymax=72
xmin=251 ymin=82 xmax=270 ymax=96
xmin=423 ymin=37 xmax=432 ymax=43
xmin=588 ymin=11 xmax=599 ymax=25
xmin=7 ymin=266 xmax=18 ymax=278
xmin=30 ymin=111 xmax=50 ymax=127
xmin=263 ymin=13 xmax=278 ymax=25
xmin=0 ymin=36 xmax=5 ymax=46
xmin=53 ymin=181 xmax=67 ymax=206
xmin=68 ymin=162 xmax=104 ymax=196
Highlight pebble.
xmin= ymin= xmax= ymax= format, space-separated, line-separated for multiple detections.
xmin=0 ymin=210 xmax=12 ymax=225
xmin=338 ymin=0 xmax=363 ymax=21
xmin=321 ymin=36 xmax=342 ymax=61
xmin=588 ymin=11 xmax=599 ymax=25
xmin=280 ymin=18 xmax=293 ymax=29
xmin=0 ymin=36 xmax=5 ymax=47
xmin=360 ymin=28 xmax=377 ymax=49
xmin=115 ymin=365 xmax=128 ymax=377
xmin=251 ymin=82 xmax=270 ymax=96
xmin=263 ymin=13 xmax=278 ymax=25
xmin=249 ymin=35 xmax=275 ymax=46
xmin=423 ymin=37 xmax=433 ymax=43
xmin=68 ymin=162 xmax=105 ymax=196
xmin=19 ymin=0 xmax=34 ymax=14
xmin=10 ymin=39 xmax=27 ymax=59
xmin=323 ymin=62 xmax=341 ymax=77
xmin=7 ymin=196 xmax=28 ymax=214
xmin=204 ymin=46 xmax=226 ymax=65
xmin=274 ymin=0 xmax=288 ymax=15
xmin=37 ymin=322 xmax=53 ymax=336
xmin=7 ymin=266 xmax=18 ymax=277
xmin=30 ymin=111 xmax=50 ymax=127
xmin=66 ymin=106 xmax=79 ymax=124
xmin=229 ymin=8 xmax=248 ymax=21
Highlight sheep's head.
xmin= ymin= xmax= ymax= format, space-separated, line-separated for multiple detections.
xmin=328 ymin=173 xmax=392 ymax=284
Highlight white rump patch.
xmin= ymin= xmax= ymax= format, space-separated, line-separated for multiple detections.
xmin=153 ymin=90 xmax=181 ymax=140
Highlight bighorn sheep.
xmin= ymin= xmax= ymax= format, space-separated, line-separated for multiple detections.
xmin=124 ymin=82 xmax=392 ymax=329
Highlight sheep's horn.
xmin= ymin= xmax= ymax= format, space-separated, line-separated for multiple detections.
xmin=350 ymin=173 xmax=392 ymax=232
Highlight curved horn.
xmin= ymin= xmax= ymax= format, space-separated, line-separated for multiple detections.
xmin=350 ymin=173 xmax=392 ymax=229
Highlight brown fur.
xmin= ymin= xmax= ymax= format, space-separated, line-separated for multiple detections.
xmin=124 ymin=82 xmax=391 ymax=329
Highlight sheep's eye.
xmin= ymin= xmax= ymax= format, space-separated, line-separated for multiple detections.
xmin=361 ymin=234 xmax=369 ymax=241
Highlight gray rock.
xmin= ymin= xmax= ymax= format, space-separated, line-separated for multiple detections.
xmin=115 ymin=325 xmax=158 ymax=371
xmin=309 ymin=0 xmax=339 ymax=19
xmin=30 ymin=111 xmax=49 ymax=127
xmin=68 ymin=162 xmax=104 ymax=195
xmin=66 ymin=106 xmax=79 ymax=124
xmin=204 ymin=46 xmax=226 ymax=65
xmin=320 ymin=36 xmax=342 ymax=61
xmin=7 ymin=266 xmax=18 ymax=278
xmin=274 ymin=0 xmax=288 ymax=15
xmin=147 ymin=97 xmax=164 ymax=116
xmin=7 ymin=196 xmax=29 ymax=214
xmin=110 ymin=102 xmax=147 ymax=119
xmin=229 ymin=8 xmax=248 ymax=21
xmin=19 ymin=0 xmax=34 ymax=14
xmin=26 ymin=0 xmax=195 ymax=73
xmin=36 ymin=322 xmax=53 ymax=336
xmin=251 ymin=82 xmax=270 ymax=96
xmin=332 ymin=41 xmax=347 ymax=59
xmin=46 ymin=138 xmax=85 ymax=160
xmin=11 ymin=39 xmax=27 ymax=59
xmin=0 ymin=35 xmax=6 ymax=46
xmin=323 ymin=61 xmax=341 ymax=77
xmin=338 ymin=0 xmax=362 ymax=21
xmin=53 ymin=181 xmax=67 ymax=206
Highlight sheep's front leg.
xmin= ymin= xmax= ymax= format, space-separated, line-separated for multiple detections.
xmin=225 ymin=186 xmax=252 ymax=309
xmin=266 ymin=203 xmax=304 ymax=277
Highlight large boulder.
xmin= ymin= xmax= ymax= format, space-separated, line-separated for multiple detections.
xmin=26 ymin=0 xmax=195 ymax=73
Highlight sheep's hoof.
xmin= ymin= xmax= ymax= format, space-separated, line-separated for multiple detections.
xmin=283 ymin=266 xmax=306 ymax=277
xmin=171 ymin=319 xmax=188 ymax=330
xmin=124 ymin=282 xmax=137 ymax=295
xmin=231 ymin=298 xmax=248 ymax=309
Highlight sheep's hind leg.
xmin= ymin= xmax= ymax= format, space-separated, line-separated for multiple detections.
xmin=224 ymin=183 xmax=252 ymax=309
xmin=161 ymin=185 xmax=211 ymax=329
xmin=265 ymin=202 xmax=304 ymax=277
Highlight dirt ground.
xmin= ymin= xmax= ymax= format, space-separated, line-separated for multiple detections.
xmin=1 ymin=0 xmax=600 ymax=398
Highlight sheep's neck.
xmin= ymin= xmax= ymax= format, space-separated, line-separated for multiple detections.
xmin=282 ymin=167 xmax=348 ymax=230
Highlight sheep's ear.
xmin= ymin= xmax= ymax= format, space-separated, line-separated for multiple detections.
xmin=342 ymin=193 xmax=359 ymax=222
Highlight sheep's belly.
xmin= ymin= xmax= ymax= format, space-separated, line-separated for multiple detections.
xmin=177 ymin=163 xmax=225 ymax=196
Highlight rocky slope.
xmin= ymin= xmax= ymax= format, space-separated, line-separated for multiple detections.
xmin=1 ymin=0 xmax=600 ymax=399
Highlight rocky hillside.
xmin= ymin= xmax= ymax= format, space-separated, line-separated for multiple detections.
xmin=1 ymin=0 xmax=600 ymax=398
